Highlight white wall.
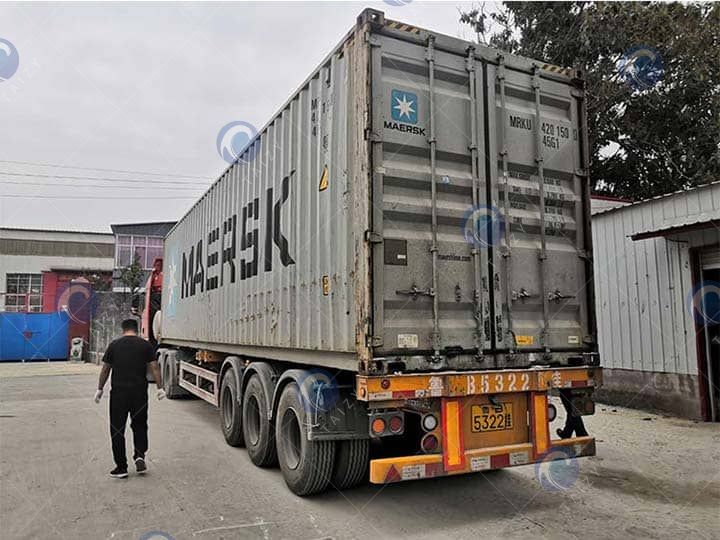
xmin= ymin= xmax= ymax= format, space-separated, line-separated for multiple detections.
xmin=0 ymin=254 xmax=114 ymax=275
xmin=0 ymin=229 xmax=115 ymax=297
xmin=592 ymin=183 xmax=720 ymax=376
xmin=593 ymin=217 xmax=697 ymax=375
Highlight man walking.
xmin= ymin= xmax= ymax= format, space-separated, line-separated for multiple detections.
xmin=94 ymin=319 xmax=165 ymax=478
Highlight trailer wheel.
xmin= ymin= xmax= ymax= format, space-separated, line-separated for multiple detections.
xmin=331 ymin=439 xmax=369 ymax=490
xmin=163 ymin=354 xmax=184 ymax=399
xmin=242 ymin=375 xmax=277 ymax=467
xmin=276 ymin=383 xmax=336 ymax=496
xmin=220 ymin=370 xmax=244 ymax=447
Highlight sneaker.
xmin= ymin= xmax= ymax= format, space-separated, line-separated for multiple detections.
xmin=110 ymin=466 xmax=128 ymax=478
xmin=135 ymin=457 xmax=147 ymax=475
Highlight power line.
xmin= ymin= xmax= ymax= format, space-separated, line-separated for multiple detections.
xmin=0 ymin=171 xmax=211 ymax=186
xmin=0 ymin=159 xmax=210 ymax=180
xmin=0 ymin=194 xmax=197 ymax=200
xmin=0 ymin=179 xmax=206 ymax=191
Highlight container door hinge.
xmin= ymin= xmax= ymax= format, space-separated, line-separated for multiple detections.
xmin=366 ymin=335 xmax=383 ymax=348
xmin=365 ymin=32 xmax=382 ymax=47
xmin=365 ymin=128 xmax=382 ymax=142
xmin=365 ymin=230 xmax=383 ymax=244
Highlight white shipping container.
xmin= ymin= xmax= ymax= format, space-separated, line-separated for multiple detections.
xmin=161 ymin=9 xmax=596 ymax=374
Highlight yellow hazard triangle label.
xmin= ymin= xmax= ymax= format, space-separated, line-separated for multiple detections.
xmin=319 ymin=165 xmax=329 ymax=191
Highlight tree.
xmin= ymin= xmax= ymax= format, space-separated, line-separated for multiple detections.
xmin=460 ymin=2 xmax=720 ymax=199
xmin=118 ymin=255 xmax=145 ymax=313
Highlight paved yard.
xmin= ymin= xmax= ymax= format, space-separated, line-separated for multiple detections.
xmin=0 ymin=362 xmax=718 ymax=540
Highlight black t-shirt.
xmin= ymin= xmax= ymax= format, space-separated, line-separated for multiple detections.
xmin=102 ymin=335 xmax=155 ymax=389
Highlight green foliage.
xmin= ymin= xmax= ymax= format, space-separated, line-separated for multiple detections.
xmin=460 ymin=2 xmax=720 ymax=199
xmin=118 ymin=254 xmax=144 ymax=294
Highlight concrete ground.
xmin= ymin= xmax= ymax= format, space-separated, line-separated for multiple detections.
xmin=1 ymin=363 xmax=718 ymax=540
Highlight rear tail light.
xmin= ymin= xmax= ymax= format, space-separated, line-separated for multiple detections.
xmin=369 ymin=411 xmax=405 ymax=437
xmin=421 ymin=433 xmax=439 ymax=453
xmin=371 ymin=417 xmax=386 ymax=436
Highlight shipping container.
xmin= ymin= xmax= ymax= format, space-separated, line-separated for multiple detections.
xmin=151 ymin=9 xmax=601 ymax=496
xmin=161 ymin=9 xmax=596 ymax=374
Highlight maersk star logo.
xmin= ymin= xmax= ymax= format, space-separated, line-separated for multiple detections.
xmin=391 ymin=89 xmax=418 ymax=124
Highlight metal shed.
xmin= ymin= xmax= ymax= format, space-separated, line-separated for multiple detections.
xmin=592 ymin=182 xmax=720 ymax=420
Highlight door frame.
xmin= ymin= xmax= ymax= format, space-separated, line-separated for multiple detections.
xmin=690 ymin=243 xmax=720 ymax=421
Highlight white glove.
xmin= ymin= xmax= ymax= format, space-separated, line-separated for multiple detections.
xmin=157 ymin=389 xmax=167 ymax=401
xmin=94 ymin=389 xmax=103 ymax=403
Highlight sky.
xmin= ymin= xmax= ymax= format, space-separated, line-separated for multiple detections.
xmin=0 ymin=1 xmax=489 ymax=233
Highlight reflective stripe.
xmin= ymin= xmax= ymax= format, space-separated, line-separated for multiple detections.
xmin=442 ymin=398 xmax=465 ymax=471
xmin=531 ymin=392 xmax=550 ymax=457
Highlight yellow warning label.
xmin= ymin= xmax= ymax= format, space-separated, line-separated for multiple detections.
xmin=319 ymin=165 xmax=329 ymax=191
xmin=516 ymin=335 xmax=534 ymax=346
xmin=322 ymin=275 xmax=330 ymax=296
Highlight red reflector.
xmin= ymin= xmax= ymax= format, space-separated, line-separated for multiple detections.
xmin=421 ymin=434 xmax=439 ymax=453
xmin=381 ymin=378 xmax=391 ymax=389
xmin=389 ymin=415 xmax=403 ymax=433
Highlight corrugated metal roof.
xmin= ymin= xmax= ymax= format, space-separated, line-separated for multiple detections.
xmin=593 ymin=181 xmax=720 ymax=239
xmin=631 ymin=217 xmax=720 ymax=240
xmin=110 ymin=221 xmax=176 ymax=237
xmin=592 ymin=180 xmax=720 ymax=216
xmin=0 ymin=226 xmax=113 ymax=237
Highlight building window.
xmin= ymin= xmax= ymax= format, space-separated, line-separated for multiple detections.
xmin=115 ymin=235 xmax=164 ymax=269
xmin=4 ymin=273 xmax=43 ymax=312
xmin=147 ymin=237 xmax=163 ymax=267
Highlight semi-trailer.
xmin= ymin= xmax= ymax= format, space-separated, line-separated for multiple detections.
xmin=142 ymin=8 xmax=602 ymax=496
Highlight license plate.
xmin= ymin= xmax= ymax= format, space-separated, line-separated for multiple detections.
xmin=471 ymin=403 xmax=513 ymax=432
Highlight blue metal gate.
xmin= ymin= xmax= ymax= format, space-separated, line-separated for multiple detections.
xmin=0 ymin=312 xmax=70 ymax=361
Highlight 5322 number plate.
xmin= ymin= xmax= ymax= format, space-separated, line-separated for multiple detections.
xmin=471 ymin=403 xmax=513 ymax=433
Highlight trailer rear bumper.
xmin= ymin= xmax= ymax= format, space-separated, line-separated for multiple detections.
xmin=369 ymin=436 xmax=596 ymax=484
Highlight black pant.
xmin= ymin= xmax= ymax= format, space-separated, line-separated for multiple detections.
xmin=558 ymin=389 xmax=588 ymax=438
xmin=110 ymin=386 xmax=148 ymax=469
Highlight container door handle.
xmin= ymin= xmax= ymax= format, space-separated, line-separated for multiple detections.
xmin=548 ymin=289 xmax=575 ymax=302
xmin=396 ymin=284 xmax=433 ymax=300
xmin=511 ymin=288 xmax=534 ymax=302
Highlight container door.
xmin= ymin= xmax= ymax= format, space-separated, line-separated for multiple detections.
xmin=370 ymin=34 xmax=491 ymax=356
xmin=486 ymin=61 xmax=592 ymax=352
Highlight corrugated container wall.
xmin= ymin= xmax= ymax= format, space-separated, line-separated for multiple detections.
xmin=161 ymin=9 xmax=596 ymax=373
xmin=162 ymin=29 xmax=368 ymax=369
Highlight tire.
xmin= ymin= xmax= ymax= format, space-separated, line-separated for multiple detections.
xmin=276 ymin=382 xmax=336 ymax=496
xmin=331 ymin=439 xmax=369 ymax=490
xmin=220 ymin=370 xmax=244 ymax=447
xmin=163 ymin=357 xmax=184 ymax=399
xmin=242 ymin=375 xmax=277 ymax=467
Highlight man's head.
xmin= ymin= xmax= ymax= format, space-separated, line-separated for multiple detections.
xmin=121 ymin=319 xmax=139 ymax=336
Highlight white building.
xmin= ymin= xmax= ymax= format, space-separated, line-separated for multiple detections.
xmin=0 ymin=228 xmax=114 ymax=312
xmin=591 ymin=182 xmax=720 ymax=420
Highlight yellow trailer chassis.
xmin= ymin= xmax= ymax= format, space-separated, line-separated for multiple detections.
xmin=356 ymin=366 xmax=600 ymax=484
